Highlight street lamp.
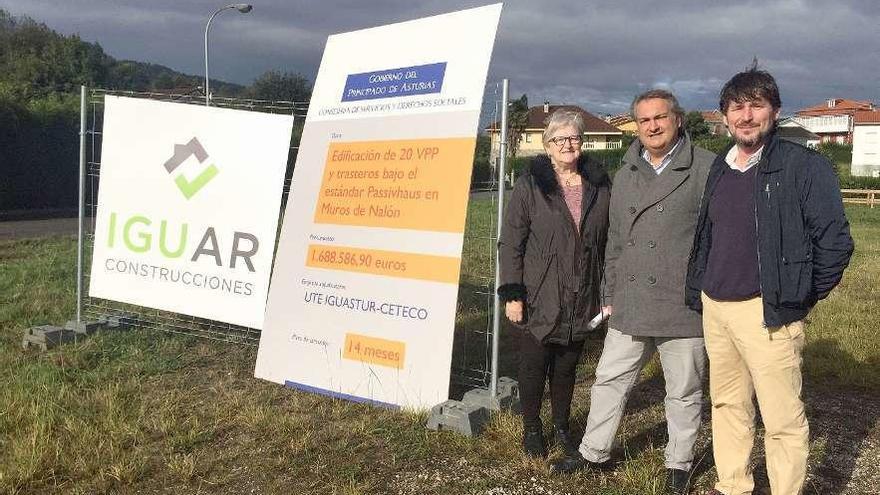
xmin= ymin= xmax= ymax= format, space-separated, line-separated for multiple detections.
xmin=204 ymin=3 xmax=252 ymax=106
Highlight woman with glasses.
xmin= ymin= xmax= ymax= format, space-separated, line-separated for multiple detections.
xmin=498 ymin=109 xmax=610 ymax=469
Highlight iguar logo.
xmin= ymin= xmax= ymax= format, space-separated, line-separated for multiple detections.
xmin=106 ymin=212 xmax=260 ymax=272
xmin=163 ymin=137 xmax=219 ymax=199
xmin=103 ymin=138 xmax=259 ymax=272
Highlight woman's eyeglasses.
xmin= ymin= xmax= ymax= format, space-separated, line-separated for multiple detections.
xmin=548 ymin=135 xmax=583 ymax=147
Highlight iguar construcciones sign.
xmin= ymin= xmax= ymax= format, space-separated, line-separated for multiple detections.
xmin=255 ymin=4 xmax=502 ymax=409
xmin=89 ymin=96 xmax=293 ymax=329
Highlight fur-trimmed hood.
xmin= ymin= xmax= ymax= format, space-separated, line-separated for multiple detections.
xmin=527 ymin=154 xmax=610 ymax=197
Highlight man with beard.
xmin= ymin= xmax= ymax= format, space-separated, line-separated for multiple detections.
xmin=686 ymin=65 xmax=853 ymax=495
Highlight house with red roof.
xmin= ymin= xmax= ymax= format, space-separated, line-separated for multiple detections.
xmin=852 ymin=110 xmax=880 ymax=177
xmin=701 ymin=110 xmax=730 ymax=137
xmin=487 ymin=102 xmax=623 ymax=164
xmin=793 ymin=98 xmax=876 ymax=144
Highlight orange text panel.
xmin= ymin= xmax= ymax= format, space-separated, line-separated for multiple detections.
xmin=314 ymin=137 xmax=476 ymax=232
xmin=306 ymin=244 xmax=461 ymax=284
xmin=343 ymin=333 xmax=406 ymax=369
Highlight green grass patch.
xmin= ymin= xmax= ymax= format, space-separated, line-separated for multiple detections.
xmin=0 ymin=203 xmax=877 ymax=493
xmin=804 ymin=206 xmax=880 ymax=388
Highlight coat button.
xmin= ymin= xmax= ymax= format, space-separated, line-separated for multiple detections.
xmin=647 ymin=275 xmax=657 ymax=285
xmin=647 ymin=240 xmax=656 ymax=248
xmin=628 ymin=274 xmax=636 ymax=282
xmin=629 ymin=206 xmax=636 ymax=215
xmin=656 ymin=204 xmax=664 ymax=212
xmin=627 ymin=239 xmax=635 ymax=247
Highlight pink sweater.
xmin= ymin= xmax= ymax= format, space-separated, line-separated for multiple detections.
xmin=560 ymin=179 xmax=583 ymax=232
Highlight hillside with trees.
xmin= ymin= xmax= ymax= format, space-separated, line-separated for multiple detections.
xmin=0 ymin=9 xmax=311 ymax=214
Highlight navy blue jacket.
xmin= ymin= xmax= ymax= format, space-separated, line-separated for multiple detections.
xmin=685 ymin=133 xmax=854 ymax=326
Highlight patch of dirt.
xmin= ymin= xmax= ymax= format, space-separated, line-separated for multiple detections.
xmin=801 ymin=383 xmax=880 ymax=494
xmin=391 ymin=377 xmax=880 ymax=494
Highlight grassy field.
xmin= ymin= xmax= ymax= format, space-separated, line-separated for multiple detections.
xmin=0 ymin=202 xmax=878 ymax=494
xmin=802 ymin=206 xmax=880 ymax=388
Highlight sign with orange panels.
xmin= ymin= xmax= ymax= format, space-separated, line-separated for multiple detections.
xmin=254 ymin=4 xmax=502 ymax=409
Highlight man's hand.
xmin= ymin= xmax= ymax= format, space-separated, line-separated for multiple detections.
xmin=602 ymin=305 xmax=613 ymax=319
xmin=505 ymin=300 xmax=524 ymax=323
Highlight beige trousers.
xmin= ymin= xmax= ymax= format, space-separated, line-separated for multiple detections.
xmin=701 ymin=293 xmax=808 ymax=495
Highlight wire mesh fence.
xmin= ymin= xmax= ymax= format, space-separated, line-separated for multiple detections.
xmin=79 ymin=88 xmax=304 ymax=345
xmin=447 ymin=80 xmax=507 ymax=392
xmin=78 ymin=81 xmax=507 ymax=393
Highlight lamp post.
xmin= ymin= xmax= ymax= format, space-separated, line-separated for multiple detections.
xmin=204 ymin=3 xmax=252 ymax=106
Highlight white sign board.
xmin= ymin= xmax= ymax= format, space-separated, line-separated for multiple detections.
xmin=89 ymin=96 xmax=293 ymax=329
xmin=254 ymin=4 xmax=503 ymax=409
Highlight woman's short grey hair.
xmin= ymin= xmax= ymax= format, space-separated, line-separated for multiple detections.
xmin=542 ymin=109 xmax=586 ymax=144
xmin=630 ymin=89 xmax=685 ymax=120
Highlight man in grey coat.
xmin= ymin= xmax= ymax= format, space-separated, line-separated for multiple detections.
xmin=565 ymin=90 xmax=714 ymax=494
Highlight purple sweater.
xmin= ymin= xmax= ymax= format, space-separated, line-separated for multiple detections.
xmin=702 ymin=166 xmax=762 ymax=301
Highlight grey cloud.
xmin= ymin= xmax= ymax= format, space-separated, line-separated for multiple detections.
xmin=1 ymin=0 xmax=876 ymax=114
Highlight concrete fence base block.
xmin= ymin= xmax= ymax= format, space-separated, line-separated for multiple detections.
xmin=104 ymin=312 xmax=137 ymax=330
xmin=425 ymin=399 xmax=490 ymax=437
xmin=461 ymin=376 xmax=521 ymax=412
xmin=64 ymin=320 xmax=103 ymax=335
xmin=22 ymin=325 xmax=79 ymax=351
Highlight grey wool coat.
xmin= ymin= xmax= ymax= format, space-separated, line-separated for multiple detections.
xmin=605 ymin=133 xmax=715 ymax=337
xmin=498 ymin=154 xmax=611 ymax=345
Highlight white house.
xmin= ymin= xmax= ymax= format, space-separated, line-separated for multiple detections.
xmin=794 ymin=98 xmax=875 ymax=144
xmin=852 ymin=111 xmax=880 ymax=177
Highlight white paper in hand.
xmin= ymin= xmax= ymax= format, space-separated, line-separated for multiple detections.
xmin=587 ymin=311 xmax=608 ymax=330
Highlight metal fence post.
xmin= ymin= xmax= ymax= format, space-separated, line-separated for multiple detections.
xmin=77 ymin=85 xmax=87 ymax=324
xmin=490 ymin=79 xmax=509 ymax=400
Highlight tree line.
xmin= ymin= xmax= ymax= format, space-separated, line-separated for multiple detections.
xmin=0 ymin=9 xmax=312 ymax=214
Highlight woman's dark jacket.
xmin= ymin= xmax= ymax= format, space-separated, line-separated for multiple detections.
xmin=685 ymin=133 xmax=854 ymax=326
xmin=498 ymin=154 xmax=611 ymax=345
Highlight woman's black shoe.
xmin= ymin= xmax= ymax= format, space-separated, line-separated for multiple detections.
xmin=554 ymin=426 xmax=580 ymax=457
xmin=522 ymin=425 xmax=546 ymax=458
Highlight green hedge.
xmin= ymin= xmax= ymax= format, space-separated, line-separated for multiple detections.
xmin=694 ymin=136 xmax=735 ymax=154
xmin=589 ymin=149 xmax=627 ymax=176
xmin=838 ymin=174 xmax=880 ymax=190
xmin=508 ymin=156 xmax=531 ymax=179
xmin=0 ymin=93 xmax=80 ymax=212
xmin=470 ymin=157 xmax=492 ymax=189
xmin=818 ymin=143 xmax=853 ymax=164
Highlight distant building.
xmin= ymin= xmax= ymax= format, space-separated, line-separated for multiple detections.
xmin=487 ymin=102 xmax=623 ymax=164
xmin=777 ymin=117 xmax=821 ymax=149
xmin=852 ymin=111 xmax=880 ymax=177
xmin=607 ymin=113 xmax=638 ymax=134
xmin=793 ymin=98 xmax=876 ymax=144
xmin=701 ymin=110 xmax=730 ymax=137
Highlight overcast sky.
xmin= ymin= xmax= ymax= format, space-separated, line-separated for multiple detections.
xmin=2 ymin=0 xmax=877 ymax=116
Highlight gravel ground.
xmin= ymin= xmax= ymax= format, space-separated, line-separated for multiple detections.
xmin=802 ymin=384 xmax=880 ymax=494
xmin=392 ymin=378 xmax=879 ymax=495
